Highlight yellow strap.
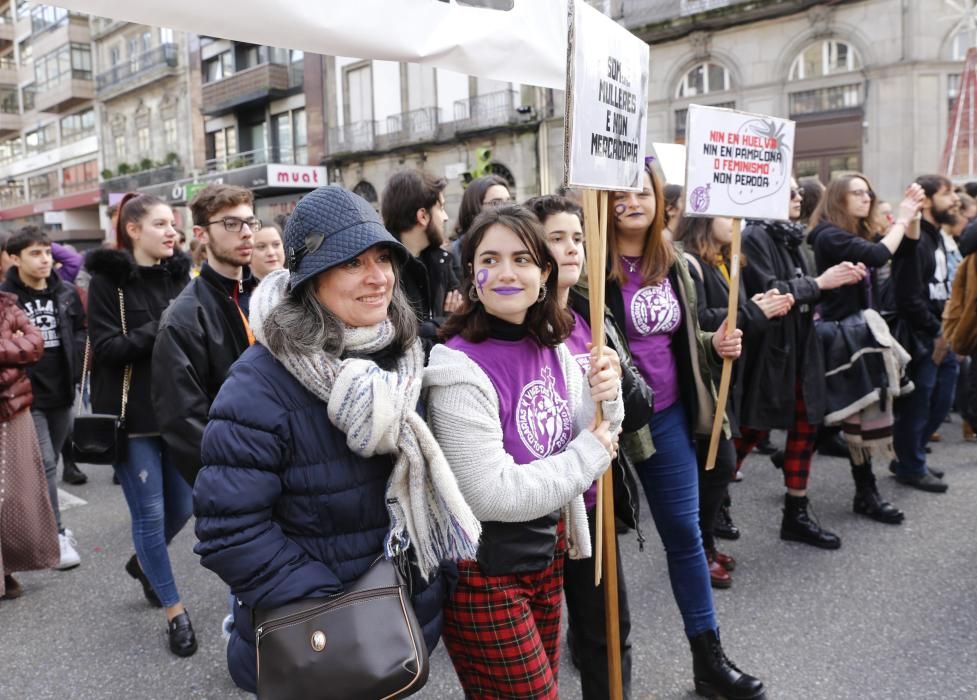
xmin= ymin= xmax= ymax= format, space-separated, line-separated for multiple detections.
xmin=236 ymin=304 xmax=255 ymax=346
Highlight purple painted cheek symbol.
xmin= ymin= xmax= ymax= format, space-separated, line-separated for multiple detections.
xmin=614 ymin=203 xmax=628 ymax=218
xmin=476 ymin=268 xmax=489 ymax=293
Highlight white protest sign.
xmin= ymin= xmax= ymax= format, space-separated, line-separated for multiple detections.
xmin=683 ymin=104 xmax=795 ymax=220
xmin=651 ymin=142 xmax=687 ymax=187
xmin=55 ymin=0 xmax=569 ymax=89
xmin=565 ymin=1 xmax=650 ymax=191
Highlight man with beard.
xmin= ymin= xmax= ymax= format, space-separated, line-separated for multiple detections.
xmin=152 ymin=184 xmax=258 ymax=486
xmin=889 ymin=174 xmax=960 ymax=492
xmin=381 ymin=170 xmax=461 ymax=351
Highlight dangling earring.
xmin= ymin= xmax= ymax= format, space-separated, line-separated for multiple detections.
xmin=468 ymin=286 xmax=480 ymax=302
xmin=537 ymin=285 xmax=547 ymax=302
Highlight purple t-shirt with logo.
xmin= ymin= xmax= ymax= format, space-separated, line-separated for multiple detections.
xmin=564 ymin=309 xmax=599 ymax=510
xmin=447 ymin=335 xmax=573 ymax=465
xmin=620 ymin=260 xmax=682 ymax=411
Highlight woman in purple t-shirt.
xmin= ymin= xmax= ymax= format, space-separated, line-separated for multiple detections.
xmin=425 ymin=205 xmax=623 ymax=699
xmin=605 ymin=162 xmax=766 ymax=700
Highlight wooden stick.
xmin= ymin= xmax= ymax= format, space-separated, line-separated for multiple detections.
xmin=581 ymin=189 xmax=623 ymax=700
xmin=705 ymin=217 xmax=742 ymax=469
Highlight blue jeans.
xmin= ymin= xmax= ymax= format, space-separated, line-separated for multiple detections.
xmin=114 ymin=436 xmax=193 ymax=607
xmin=633 ymin=402 xmax=717 ymax=638
xmin=923 ymin=351 xmax=959 ymax=448
xmin=31 ymin=407 xmax=72 ymax=532
xmin=893 ymin=354 xmax=938 ymax=477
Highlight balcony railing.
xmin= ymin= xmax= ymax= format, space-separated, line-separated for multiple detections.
xmin=101 ymin=163 xmax=183 ymax=190
xmin=96 ymin=44 xmax=178 ymax=98
xmin=328 ymin=121 xmax=377 ymax=155
xmin=382 ymin=107 xmax=442 ymax=148
xmin=453 ymin=90 xmax=521 ymax=131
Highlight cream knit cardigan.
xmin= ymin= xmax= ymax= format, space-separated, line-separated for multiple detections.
xmin=424 ymin=342 xmax=624 ymax=560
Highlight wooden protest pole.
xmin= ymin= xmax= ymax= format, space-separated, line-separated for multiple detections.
xmin=704 ymin=217 xmax=742 ymax=469
xmin=582 ymin=188 xmax=624 ymax=700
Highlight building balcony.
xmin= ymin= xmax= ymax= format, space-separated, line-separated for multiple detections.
xmin=453 ymin=90 xmax=523 ymax=132
xmin=201 ymin=62 xmax=292 ymax=116
xmin=328 ymin=121 xmax=377 ymax=156
xmin=0 ymin=17 xmax=13 ymax=49
xmin=101 ymin=163 xmax=183 ymax=191
xmin=96 ymin=44 xmax=179 ymax=101
xmin=380 ymin=107 xmax=443 ymax=149
xmin=91 ymin=17 xmax=128 ymax=39
xmin=0 ymin=108 xmax=21 ymax=136
xmin=30 ymin=15 xmax=91 ymax=60
xmin=0 ymin=57 xmax=16 ymax=86
xmin=34 ymin=72 xmax=94 ymax=114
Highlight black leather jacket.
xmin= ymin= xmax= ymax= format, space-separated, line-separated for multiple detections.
xmin=151 ymin=263 xmax=257 ymax=485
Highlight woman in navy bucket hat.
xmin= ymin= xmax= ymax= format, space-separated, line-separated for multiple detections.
xmin=192 ymin=186 xmax=479 ymax=694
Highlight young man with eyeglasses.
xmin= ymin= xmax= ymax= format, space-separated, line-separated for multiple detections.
xmin=152 ymin=184 xmax=259 ymax=486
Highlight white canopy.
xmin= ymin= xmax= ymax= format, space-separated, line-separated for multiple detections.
xmin=55 ymin=0 xmax=573 ymax=89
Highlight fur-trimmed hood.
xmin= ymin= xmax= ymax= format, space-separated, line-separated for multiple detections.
xmin=85 ymin=247 xmax=191 ymax=286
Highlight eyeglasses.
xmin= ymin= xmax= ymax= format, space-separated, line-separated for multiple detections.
xmin=483 ymin=197 xmax=514 ymax=207
xmin=287 ymin=232 xmax=325 ymax=271
xmin=848 ymin=189 xmax=875 ymax=200
xmin=790 ymin=187 xmax=805 ymax=199
xmin=206 ymin=216 xmax=262 ymax=232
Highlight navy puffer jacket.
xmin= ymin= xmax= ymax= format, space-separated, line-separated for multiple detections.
xmin=193 ymin=343 xmax=448 ymax=693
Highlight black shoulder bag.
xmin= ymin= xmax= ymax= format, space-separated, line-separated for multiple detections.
xmin=253 ymin=553 xmax=429 ymax=700
xmin=72 ymin=289 xmax=131 ymax=465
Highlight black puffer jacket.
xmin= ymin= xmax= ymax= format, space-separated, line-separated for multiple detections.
xmin=151 ymin=263 xmax=257 ymax=484
xmin=85 ymin=249 xmax=190 ymax=435
xmin=739 ymin=220 xmax=825 ymax=429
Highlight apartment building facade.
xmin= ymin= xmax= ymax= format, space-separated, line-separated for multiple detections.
xmin=0 ymin=2 xmax=100 ymax=242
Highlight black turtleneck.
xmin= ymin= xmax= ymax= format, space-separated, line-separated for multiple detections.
xmin=486 ymin=313 xmax=529 ymax=341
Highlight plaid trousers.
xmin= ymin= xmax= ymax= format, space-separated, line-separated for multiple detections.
xmin=442 ymin=535 xmax=566 ymax=699
xmin=735 ymin=382 xmax=818 ymax=491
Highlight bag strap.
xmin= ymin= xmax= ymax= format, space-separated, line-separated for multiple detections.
xmin=118 ymin=289 xmax=132 ymax=426
xmin=78 ymin=289 xmax=132 ymax=421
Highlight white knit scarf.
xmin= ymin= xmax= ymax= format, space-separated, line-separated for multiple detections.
xmin=250 ymin=270 xmax=481 ymax=578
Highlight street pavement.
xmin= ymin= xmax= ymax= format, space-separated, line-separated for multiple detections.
xmin=1 ymin=424 xmax=975 ymax=699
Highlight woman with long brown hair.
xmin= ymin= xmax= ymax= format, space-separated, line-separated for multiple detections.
xmin=605 ymin=163 xmax=765 ymax=699
xmin=808 ymin=174 xmax=924 ymax=521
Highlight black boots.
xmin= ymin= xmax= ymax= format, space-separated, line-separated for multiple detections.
xmin=690 ymin=629 xmax=765 ymax=699
xmin=781 ymin=494 xmax=841 ymax=549
xmin=852 ymin=463 xmax=904 ymax=524
xmin=168 ymin=611 xmax=198 ymax=657
xmin=714 ymin=500 xmax=740 ymax=541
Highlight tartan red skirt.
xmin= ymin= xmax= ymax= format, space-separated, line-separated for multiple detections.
xmin=442 ymin=528 xmax=567 ymax=699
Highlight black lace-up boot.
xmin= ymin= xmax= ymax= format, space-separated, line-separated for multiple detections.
xmin=689 ymin=628 xmax=765 ymax=699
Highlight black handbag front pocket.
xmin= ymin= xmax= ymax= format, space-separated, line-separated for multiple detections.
xmin=73 ymin=414 xmax=127 ymax=465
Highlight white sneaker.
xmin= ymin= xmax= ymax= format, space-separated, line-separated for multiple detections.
xmin=55 ymin=531 xmax=81 ymax=570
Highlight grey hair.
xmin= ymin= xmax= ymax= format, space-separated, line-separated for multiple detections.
xmin=262 ymin=273 xmax=418 ymax=359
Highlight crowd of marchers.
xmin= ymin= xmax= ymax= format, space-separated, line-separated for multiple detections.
xmin=0 ymin=159 xmax=974 ymax=700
